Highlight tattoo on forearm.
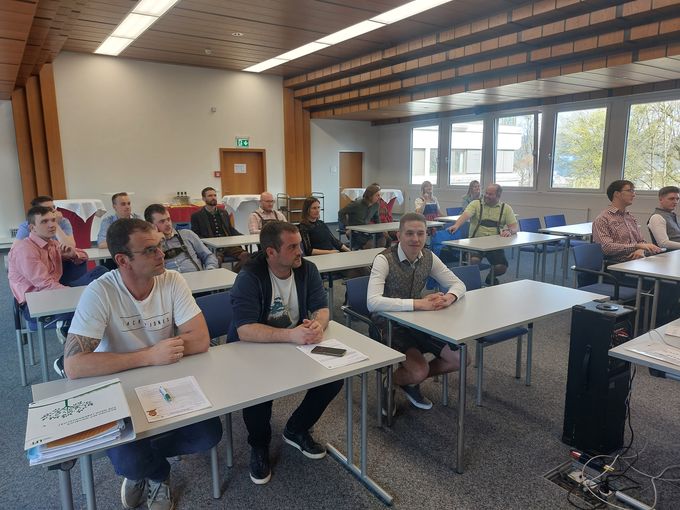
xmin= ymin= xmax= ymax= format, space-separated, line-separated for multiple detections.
xmin=64 ymin=334 xmax=101 ymax=358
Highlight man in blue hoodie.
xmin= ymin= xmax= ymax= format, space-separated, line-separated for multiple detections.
xmin=229 ymin=221 xmax=342 ymax=486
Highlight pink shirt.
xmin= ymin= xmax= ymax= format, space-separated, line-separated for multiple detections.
xmin=8 ymin=232 xmax=86 ymax=304
xmin=592 ymin=206 xmax=644 ymax=262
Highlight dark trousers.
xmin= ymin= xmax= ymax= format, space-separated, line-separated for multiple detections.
xmin=107 ymin=417 xmax=223 ymax=482
xmin=242 ymin=380 xmax=343 ymax=449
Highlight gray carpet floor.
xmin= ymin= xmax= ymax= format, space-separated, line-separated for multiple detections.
xmin=2 ymin=248 xmax=679 ymax=509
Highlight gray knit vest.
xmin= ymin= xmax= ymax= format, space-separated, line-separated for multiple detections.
xmin=649 ymin=208 xmax=680 ymax=243
xmin=381 ymin=244 xmax=433 ymax=299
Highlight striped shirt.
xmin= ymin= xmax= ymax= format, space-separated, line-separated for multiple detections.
xmin=592 ymin=206 xmax=643 ymax=262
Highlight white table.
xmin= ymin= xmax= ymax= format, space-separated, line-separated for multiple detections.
xmin=379 ymin=280 xmax=604 ymax=473
xmin=608 ymin=250 xmax=680 ymax=332
xmin=609 ymin=318 xmax=680 ymax=379
xmin=31 ymin=321 xmax=404 ymax=509
xmin=539 ymin=222 xmax=592 ymax=286
xmin=202 ymin=233 xmax=260 ymax=253
xmin=82 ymin=248 xmax=111 ymax=262
xmin=349 ymin=221 xmax=444 ymax=249
xmin=435 ymin=215 xmax=461 ymax=223
xmin=342 ymin=188 xmax=404 ymax=205
xmin=25 ymin=269 xmax=237 ymax=383
xmin=443 ymin=232 xmax=565 ymax=284
xmin=304 ymin=248 xmax=383 ymax=313
xmin=222 ymin=195 xmax=260 ymax=235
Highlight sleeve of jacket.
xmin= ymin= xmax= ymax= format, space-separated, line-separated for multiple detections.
xmin=190 ymin=211 xmax=204 ymax=238
xmin=183 ymin=230 xmax=218 ymax=270
xmin=223 ymin=210 xmax=242 ymax=236
xmin=230 ymin=270 xmax=264 ymax=330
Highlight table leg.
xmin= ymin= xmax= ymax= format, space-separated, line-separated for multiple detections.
xmin=650 ymin=279 xmax=660 ymax=329
xmin=634 ymin=276 xmax=643 ymax=336
xmin=326 ymin=374 xmax=393 ymax=505
xmin=327 ymin=274 xmax=334 ymax=318
xmin=52 ymin=459 xmax=76 ymax=510
xmin=541 ymin=244 xmax=547 ymax=282
xmin=526 ymin=324 xmax=533 ymax=386
xmin=79 ymin=454 xmax=97 ymax=510
xmin=386 ymin=321 xmax=394 ymax=427
xmin=37 ymin=319 xmax=49 ymax=382
xmin=489 ymin=264 xmax=496 ymax=285
xmin=561 ymin=238 xmax=571 ymax=287
xmin=456 ymin=343 xmax=467 ymax=474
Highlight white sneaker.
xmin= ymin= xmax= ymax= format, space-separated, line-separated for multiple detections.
xmin=147 ymin=478 xmax=173 ymax=510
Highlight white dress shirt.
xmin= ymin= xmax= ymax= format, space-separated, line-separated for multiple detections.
xmin=648 ymin=214 xmax=680 ymax=250
xmin=367 ymin=244 xmax=466 ymax=312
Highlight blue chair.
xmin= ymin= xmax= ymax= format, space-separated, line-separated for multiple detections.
xmin=429 ymin=228 xmax=461 ymax=265
xmin=571 ymin=244 xmax=636 ymax=302
xmin=516 ymin=217 xmax=562 ymax=281
xmin=195 ymin=291 xmax=235 ymax=495
xmin=446 ymin=207 xmax=463 ymax=216
xmin=451 ymin=265 xmax=531 ymax=406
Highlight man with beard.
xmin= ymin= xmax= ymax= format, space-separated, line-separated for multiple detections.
xmin=229 ymin=221 xmax=342 ymax=486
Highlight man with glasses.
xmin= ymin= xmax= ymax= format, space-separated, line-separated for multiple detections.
xmin=593 ymin=180 xmax=662 ymax=263
xmin=145 ymin=204 xmax=218 ymax=273
xmin=63 ymin=218 xmax=222 ymax=510
xmin=248 ymin=191 xmax=286 ymax=234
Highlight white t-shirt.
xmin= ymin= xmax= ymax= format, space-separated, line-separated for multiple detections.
xmin=68 ymin=269 xmax=201 ymax=353
xmin=266 ymin=269 xmax=299 ymax=329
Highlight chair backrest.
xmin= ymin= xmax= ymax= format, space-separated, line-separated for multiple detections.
xmin=449 ymin=264 xmax=482 ymax=291
xmin=518 ymin=217 xmax=542 ymax=233
xmin=446 ymin=207 xmax=463 ymax=216
xmin=345 ymin=276 xmax=371 ymax=317
xmin=544 ymin=214 xmax=566 ymax=228
xmin=429 ymin=229 xmax=458 ymax=257
xmin=195 ymin=291 xmax=233 ymax=339
xmin=572 ymin=243 xmax=604 ymax=287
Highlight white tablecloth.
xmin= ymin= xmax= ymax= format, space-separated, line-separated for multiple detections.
xmin=341 ymin=188 xmax=404 ymax=204
xmin=222 ymin=195 xmax=260 ymax=235
xmin=54 ymin=199 xmax=107 ymax=221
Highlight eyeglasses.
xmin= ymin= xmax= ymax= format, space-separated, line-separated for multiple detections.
xmin=621 ymin=188 xmax=636 ymax=194
xmin=129 ymin=242 xmax=163 ymax=257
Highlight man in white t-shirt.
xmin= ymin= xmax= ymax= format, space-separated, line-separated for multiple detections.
xmin=63 ymin=218 xmax=222 ymax=510
xmin=229 ymin=221 xmax=342 ymax=486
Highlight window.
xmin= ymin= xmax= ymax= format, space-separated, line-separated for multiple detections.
xmin=551 ymin=107 xmax=607 ymax=189
xmin=624 ymin=99 xmax=680 ymax=190
xmin=449 ymin=120 xmax=483 ymax=185
xmin=411 ymin=126 xmax=439 ymax=184
xmin=495 ymin=113 xmax=538 ymax=187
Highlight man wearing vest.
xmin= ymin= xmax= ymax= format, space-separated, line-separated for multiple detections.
xmin=248 ymin=192 xmax=286 ymax=234
xmin=367 ymin=213 xmax=466 ymax=412
xmin=648 ymin=186 xmax=680 ymax=250
xmin=145 ymin=204 xmax=219 ymax=273
xmin=447 ymin=183 xmax=518 ymax=285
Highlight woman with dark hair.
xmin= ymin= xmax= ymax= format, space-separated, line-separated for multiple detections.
xmin=462 ymin=180 xmax=481 ymax=208
xmin=338 ymin=184 xmax=386 ymax=249
xmin=299 ymin=197 xmax=350 ymax=256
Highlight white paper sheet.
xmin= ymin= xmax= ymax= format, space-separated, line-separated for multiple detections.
xmin=296 ymin=339 xmax=368 ymax=369
xmin=135 ymin=376 xmax=212 ymax=423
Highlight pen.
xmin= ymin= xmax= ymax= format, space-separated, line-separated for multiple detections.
xmin=159 ymin=386 xmax=172 ymax=402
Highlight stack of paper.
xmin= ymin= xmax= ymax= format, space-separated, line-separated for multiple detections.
xmin=297 ymin=339 xmax=368 ymax=369
xmin=135 ymin=376 xmax=212 ymax=423
xmin=25 ymin=378 xmax=134 ymax=466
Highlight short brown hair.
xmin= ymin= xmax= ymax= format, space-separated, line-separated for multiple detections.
xmin=26 ymin=206 xmax=53 ymax=225
xmin=107 ymin=218 xmax=155 ymax=260
xmin=399 ymin=212 xmax=427 ymax=231
xmin=658 ymin=186 xmax=679 ymax=198
xmin=363 ymin=184 xmax=381 ymax=203
xmin=606 ymin=180 xmax=634 ymax=201
xmin=260 ymin=221 xmax=299 ymax=253
xmin=201 ymin=187 xmax=216 ymax=198
xmin=111 ymin=192 xmax=129 ymax=205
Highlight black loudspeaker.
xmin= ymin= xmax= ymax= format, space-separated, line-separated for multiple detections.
xmin=562 ymin=301 xmax=634 ymax=455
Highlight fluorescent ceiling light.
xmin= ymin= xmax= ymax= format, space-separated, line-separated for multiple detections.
xmin=112 ymin=13 xmax=157 ymax=39
xmin=371 ymin=0 xmax=452 ymax=24
xmin=317 ymin=20 xmax=385 ymax=45
xmin=243 ymin=58 xmax=290 ymax=73
xmin=277 ymin=42 xmax=329 ymax=61
xmin=95 ymin=36 xmax=135 ymax=56
xmin=133 ymin=0 xmax=180 ymax=17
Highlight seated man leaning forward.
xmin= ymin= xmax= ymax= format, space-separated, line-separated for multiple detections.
xmin=229 ymin=221 xmax=343 ymax=486
xmin=63 ymin=218 xmax=222 ymax=510
xmin=368 ymin=213 xmax=466 ymax=411
xmin=447 ymin=183 xmax=517 ymax=285
xmin=145 ymin=203 xmax=219 ymax=273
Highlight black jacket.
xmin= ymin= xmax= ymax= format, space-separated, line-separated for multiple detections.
xmin=190 ymin=207 xmax=241 ymax=238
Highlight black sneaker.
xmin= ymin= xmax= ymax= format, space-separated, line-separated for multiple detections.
xmin=381 ymin=375 xmax=396 ymax=417
xmin=249 ymin=447 xmax=271 ymax=485
xmin=53 ymin=355 xmax=66 ymax=378
xmin=400 ymin=384 xmax=433 ymax=410
xmin=56 ymin=320 xmax=70 ymax=344
xmin=282 ymin=427 xmax=326 ymax=459
xmin=484 ymin=274 xmax=500 ymax=286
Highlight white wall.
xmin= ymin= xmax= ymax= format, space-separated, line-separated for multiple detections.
xmin=310 ymin=119 xmax=380 ymax=220
xmin=0 ymin=100 xmax=25 ymax=237
xmin=53 ymin=52 xmax=285 ymax=222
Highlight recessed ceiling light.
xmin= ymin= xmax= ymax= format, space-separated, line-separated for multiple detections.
xmin=231 ymin=32 xmax=244 ymax=37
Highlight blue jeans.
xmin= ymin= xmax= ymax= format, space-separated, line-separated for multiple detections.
xmin=107 ymin=417 xmax=223 ymax=482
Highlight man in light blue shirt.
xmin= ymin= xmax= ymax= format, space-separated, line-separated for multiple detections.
xmin=16 ymin=195 xmax=75 ymax=248
xmin=145 ymin=204 xmax=219 ymax=273
xmin=98 ymin=192 xmax=140 ymax=248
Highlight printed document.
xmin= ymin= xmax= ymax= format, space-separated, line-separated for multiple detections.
xmin=297 ymin=338 xmax=368 ymax=369
xmin=135 ymin=376 xmax=212 ymax=423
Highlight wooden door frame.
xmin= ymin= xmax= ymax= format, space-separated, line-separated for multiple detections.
xmin=219 ymin=148 xmax=267 ymax=194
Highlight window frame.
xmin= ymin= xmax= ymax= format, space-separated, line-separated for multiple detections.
xmin=492 ymin=110 xmax=540 ymax=190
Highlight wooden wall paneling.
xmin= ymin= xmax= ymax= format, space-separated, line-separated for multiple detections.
xmin=38 ymin=63 xmax=65 ymax=199
xmin=283 ymin=87 xmax=311 ymax=196
xmin=24 ymin=74 xmax=51 ymax=196
xmin=10 ymin=87 xmax=37 ymax=210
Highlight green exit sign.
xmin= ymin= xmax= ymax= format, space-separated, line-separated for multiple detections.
xmin=236 ymin=137 xmax=250 ymax=148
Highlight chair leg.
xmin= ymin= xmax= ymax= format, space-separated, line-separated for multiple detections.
xmin=210 ymin=445 xmax=220 ymax=499
xmin=441 ymin=372 xmax=449 ymax=406
xmin=476 ymin=342 xmax=484 ymax=406
xmin=515 ymin=335 xmax=523 ymax=379
xmin=552 ymin=250 xmax=558 ymax=284
xmin=526 ymin=328 xmax=533 ymax=387
xmin=515 ymin=251 xmax=521 ymax=278
xmin=224 ymin=413 xmax=233 ymax=468
xmin=16 ymin=330 xmax=27 ymax=386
